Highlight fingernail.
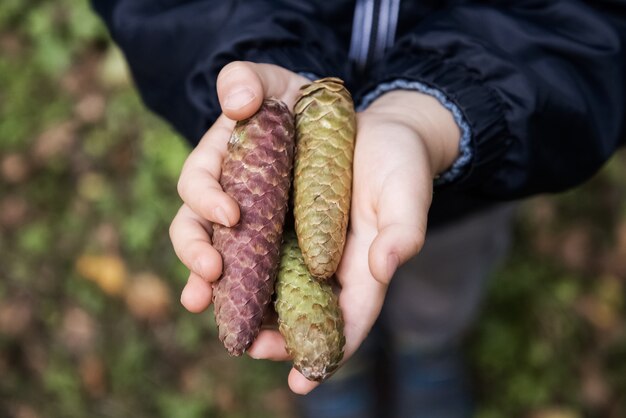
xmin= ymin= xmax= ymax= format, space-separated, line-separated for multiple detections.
xmin=214 ymin=206 xmax=231 ymax=227
xmin=387 ymin=253 xmax=399 ymax=280
xmin=224 ymin=87 xmax=255 ymax=110
xmin=247 ymin=347 xmax=260 ymax=359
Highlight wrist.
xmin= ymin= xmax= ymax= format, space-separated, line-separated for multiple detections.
xmin=364 ymin=90 xmax=461 ymax=177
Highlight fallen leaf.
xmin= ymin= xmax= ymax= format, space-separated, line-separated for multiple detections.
xmin=0 ymin=195 xmax=28 ymax=228
xmin=124 ymin=272 xmax=171 ymax=321
xmin=528 ymin=407 xmax=581 ymax=418
xmin=75 ymin=254 xmax=127 ymax=296
xmin=575 ymin=292 xmax=621 ymax=333
xmin=0 ymin=297 xmax=33 ymax=337
xmin=99 ymin=46 xmax=131 ymax=89
xmin=60 ymin=307 xmax=97 ymax=355
xmin=93 ymin=222 xmax=120 ymax=252
xmin=80 ymin=354 xmax=106 ymax=397
xmin=1 ymin=153 xmax=30 ymax=183
xmin=32 ymin=121 xmax=77 ymax=162
xmin=75 ymin=93 xmax=105 ymax=124
xmin=581 ymin=358 xmax=611 ymax=409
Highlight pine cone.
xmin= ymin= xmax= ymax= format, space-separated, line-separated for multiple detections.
xmin=275 ymin=232 xmax=345 ymax=381
xmin=212 ymin=99 xmax=295 ymax=356
xmin=293 ymin=77 xmax=356 ymax=280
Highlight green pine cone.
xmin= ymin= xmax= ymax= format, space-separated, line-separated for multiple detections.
xmin=275 ymin=232 xmax=345 ymax=382
xmin=293 ymin=77 xmax=356 ymax=280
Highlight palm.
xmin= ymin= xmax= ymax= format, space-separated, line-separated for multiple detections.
xmin=338 ymin=111 xmax=434 ymax=352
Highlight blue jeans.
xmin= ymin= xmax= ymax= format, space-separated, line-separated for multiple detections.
xmin=298 ymin=205 xmax=515 ymax=418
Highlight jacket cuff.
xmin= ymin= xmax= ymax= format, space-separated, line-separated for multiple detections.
xmin=354 ymin=50 xmax=512 ymax=188
xmin=356 ymin=79 xmax=472 ymax=185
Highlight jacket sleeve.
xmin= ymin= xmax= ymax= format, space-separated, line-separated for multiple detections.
xmin=91 ymin=0 xmax=347 ymax=144
xmin=355 ymin=1 xmax=626 ymax=199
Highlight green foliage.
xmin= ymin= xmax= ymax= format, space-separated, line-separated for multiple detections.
xmin=16 ymin=220 xmax=52 ymax=256
xmin=42 ymin=360 xmax=84 ymax=416
xmin=157 ymin=392 xmax=212 ymax=418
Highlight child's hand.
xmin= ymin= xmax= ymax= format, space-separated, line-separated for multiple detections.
xmin=248 ymin=90 xmax=461 ymax=394
xmin=170 ymin=61 xmax=309 ymax=312
xmin=172 ymin=65 xmax=461 ymax=395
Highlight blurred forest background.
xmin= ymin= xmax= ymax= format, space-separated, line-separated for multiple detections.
xmin=1 ymin=1 xmax=626 ymax=417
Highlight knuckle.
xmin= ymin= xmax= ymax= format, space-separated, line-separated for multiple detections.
xmin=168 ymin=216 xmax=179 ymax=241
xmin=405 ymin=225 xmax=426 ymax=256
xmin=176 ymin=174 xmax=189 ymax=200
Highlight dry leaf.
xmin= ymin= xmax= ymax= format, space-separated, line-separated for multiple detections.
xmin=32 ymin=121 xmax=77 ymax=162
xmin=529 ymin=407 xmax=580 ymax=418
xmin=124 ymin=272 xmax=171 ymax=321
xmin=1 ymin=153 xmax=30 ymax=183
xmin=75 ymin=93 xmax=105 ymax=124
xmin=0 ymin=195 xmax=28 ymax=228
xmin=92 ymin=222 xmax=120 ymax=252
xmin=99 ymin=46 xmax=131 ymax=89
xmin=575 ymin=276 xmax=622 ymax=333
xmin=60 ymin=307 xmax=97 ymax=355
xmin=0 ymin=298 xmax=32 ymax=336
xmin=581 ymin=358 xmax=611 ymax=408
xmin=80 ymin=354 xmax=106 ymax=397
xmin=75 ymin=254 xmax=127 ymax=296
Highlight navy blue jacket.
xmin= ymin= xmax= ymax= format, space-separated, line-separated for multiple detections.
xmin=92 ymin=0 xmax=626 ymax=226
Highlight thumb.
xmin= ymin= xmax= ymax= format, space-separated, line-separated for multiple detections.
xmin=368 ymin=172 xmax=432 ymax=284
xmin=216 ymin=61 xmax=308 ymax=120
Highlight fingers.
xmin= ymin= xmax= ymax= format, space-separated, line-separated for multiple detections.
xmin=247 ymin=330 xmax=290 ymax=360
xmin=180 ymin=272 xmax=213 ymax=313
xmin=177 ymin=115 xmax=240 ymax=227
xmin=349 ymin=117 xmax=432 ymax=285
xmin=368 ymin=170 xmax=431 ymax=284
xmin=288 ymin=368 xmax=320 ymax=395
xmin=216 ymin=61 xmax=309 ymax=120
xmin=169 ymin=204 xmax=223 ymax=281
xmin=336 ymin=230 xmax=387 ymax=359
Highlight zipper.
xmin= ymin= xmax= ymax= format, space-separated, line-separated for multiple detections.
xmin=349 ymin=0 xmax=400 ymax=71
